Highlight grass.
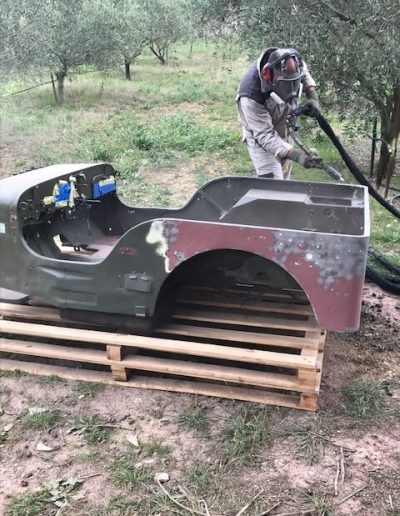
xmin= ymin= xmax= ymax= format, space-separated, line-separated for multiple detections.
xmin=21 ymin=410 xmax=60 ymax=431
xmin=302 ymin=490 xmax=334 ymax=516
xmin=72 ymin=381 xmax=104 ymax=398
xmin=178 ymin=405 xmax=210 ymax=433
xmin=184 ymin=462 xmax=217 ymax=496
xmin=38 ymin=375 xmax=64 ymax=385
xmin=73 ymin=414 xmax=112 ymax=443
xmin=291 ymin=424 xmax=327 ymax=464
xmin=222 ymin=407 xmax=271 ymax=466
xmin=143 ymin=439 xmax=173 ymax=457
xmin=342 ymin=379 xmax=385 ymax=421
xmin=106 ymin=492 xmax=172 ymax=515
xmin=0 ymin=370 xmax=27 ymax=378
xmin=110 ymin=455 xmax=154 ymax=489
xmin=0 ymin=386 xmax=11 ymax=408
xmin=6 ymin=489 xmax=50 ymax=516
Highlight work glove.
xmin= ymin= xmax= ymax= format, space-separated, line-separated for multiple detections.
xmin=289 ymin=149 xmax=323 ymax=169
xmin=304 ymin=88 xmax=320 ymax=117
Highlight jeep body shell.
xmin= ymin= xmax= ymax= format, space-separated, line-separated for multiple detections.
xmin=0 ymin=163 xmax=370 ymax=332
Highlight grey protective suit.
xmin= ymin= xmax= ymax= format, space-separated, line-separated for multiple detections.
xmin=237 ymin=49 xmax=316 ymax=179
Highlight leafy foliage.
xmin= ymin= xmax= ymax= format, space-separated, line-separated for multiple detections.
xmin=73 ymin=414 xmax=112 ymax=443
xmin=1 ymin=0 xmax=119 ymax=101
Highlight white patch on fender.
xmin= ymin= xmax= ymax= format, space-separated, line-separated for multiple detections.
xmin=146 ymin=220 xmax=170 ymax=272
xmin=0 ymin=222 xmax=5 ymax=234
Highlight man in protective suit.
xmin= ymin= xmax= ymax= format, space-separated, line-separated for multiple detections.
xmin=237 ymin=47 xmax=321 ymax=179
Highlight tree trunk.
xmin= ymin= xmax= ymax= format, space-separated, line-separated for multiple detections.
xmin=50 ymin=73 xmax=58 ymax=104
xmin=124 ymin=58 xmax=131 ymax=80
xmin=149 ymin=45 xmax=167 ymax=64
xmin=376 ymin=86 xmax=400 ymax=195
xmin=55 ymin=64 xmax=67 ymax=105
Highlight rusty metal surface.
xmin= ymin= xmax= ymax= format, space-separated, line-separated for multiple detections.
xmin=0 ymin=163 xmax=369 ymax=332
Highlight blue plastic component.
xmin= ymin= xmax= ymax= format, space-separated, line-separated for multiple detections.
xmin=55 ymin=182 xmax=71 ymax=203
xmin=92 ymin=178 xmax=116 ymax=198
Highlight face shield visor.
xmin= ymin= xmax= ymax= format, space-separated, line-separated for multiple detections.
xmin=262 ymin=49 xmax=304 ymax=102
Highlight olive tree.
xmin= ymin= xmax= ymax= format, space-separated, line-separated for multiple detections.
xmin=138 ymin=0 xmax=188 ymax=64
xmin=112 ymin=0 xmax=145 ymax=80
xmin=1 ymin=0 xmax=119 ymax=103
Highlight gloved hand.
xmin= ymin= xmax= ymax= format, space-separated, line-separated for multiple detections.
xmin=304 ymin=88 xmax=320 ymax=117
xmin=289 ymin=149 xmax=323 ymax=169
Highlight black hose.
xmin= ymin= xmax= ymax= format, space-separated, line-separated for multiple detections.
xmin=315 ymin=113 xmax=400 ymax=219
xmin=369 ymin=247 xmax=400 ymax=275
xmin=366 ymin=265 xmax=400 ymax=295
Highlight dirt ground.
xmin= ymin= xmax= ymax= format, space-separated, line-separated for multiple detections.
xmin=0 ymin=282 xmax=399 ymax=516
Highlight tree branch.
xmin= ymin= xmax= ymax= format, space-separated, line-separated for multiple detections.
xmin=320 ymin=1 xmax=375 ymax=39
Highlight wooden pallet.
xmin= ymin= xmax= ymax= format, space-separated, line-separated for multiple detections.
xmin=0 ymin=287 xmax=326 ymax=410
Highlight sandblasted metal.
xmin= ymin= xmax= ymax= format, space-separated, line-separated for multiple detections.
xmin=0 ymin=163 xmax=369 ymax=332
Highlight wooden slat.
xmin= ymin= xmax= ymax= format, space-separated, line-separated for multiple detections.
xmin=0 ymin=320 xmax=316 ymax=369
xmin=0 ymin=358 xmax=302 ymax=409
xmin=188 ymin=285 xmax=307 ymax=303
xmin=177 ymin=293 xmax=313 ymax=316
xmin=1 ymin=338 xmax=106 ymax=364
xmin=129 ymin=355 xmax=310 ymax=391
xmin=158 ymin=323 xmax=319 ymax=350
xmin=173 ymin=308 xmax=318 ymax=331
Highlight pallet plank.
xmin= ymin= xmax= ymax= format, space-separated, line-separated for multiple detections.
xmin=187 ymin=285 xmax=308 ymax=303
xmin=173 ymin=308 xmax=318 ymax=331
xmin=158 ymin=323 xmax=319 ymax=349
xmin=177 ymin=293 xmax=313 ymax=316
xmin=0 ymin=320 xmax=317 ymax=369
xmin=0 ymin=358 xmax=302 ymax=409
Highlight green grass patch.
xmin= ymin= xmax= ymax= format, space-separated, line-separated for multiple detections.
xmin=73 ymin=414 xmax=112 ymax=443
xmin=6 ymin=489 xmax=49 ymax=516
xmin=0 ymin=386 xmax=11 ymax=408
xmin=142 ymin=439 xmax=173 ymax=457
xmin=0 ymin=370 xmax=27 ymax=378
xmin=342 ymin=379 xmax=385 ymax=421
xmin=21 ymin=410 xmax=60 ymax=431
xmin=110 ymin=455 xmax=153 ymax=489
xmin=302 ymin=490 xmax=334 ymax=516
xmin=370 ymin=200 xmax=400 ymax=259
xmin=38 ymin=375 xmax=64 ymax=386
xmin=178 ymin=406 xmax=210 ymax=433
xmin=72 ymin=381 xmax=104 ymax=398
xmin=222 ymin=407 xmax=271 ymax=466
xmin=107 ymin=491 xmax=172 ymax=515
xmin=184 ymin=462 xmax=217 ymax=496
xmin=290 ymin=424 xmax=327 ymax=465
